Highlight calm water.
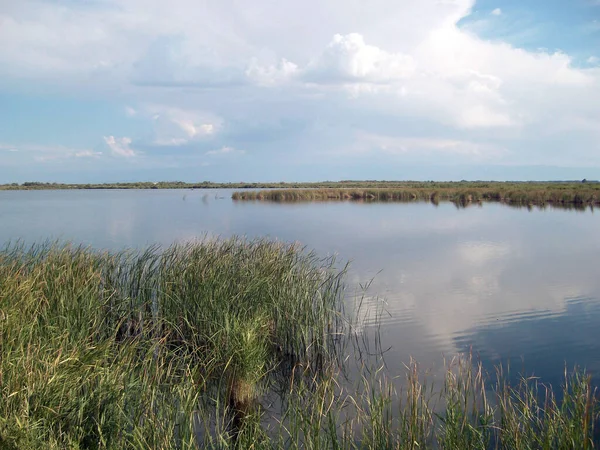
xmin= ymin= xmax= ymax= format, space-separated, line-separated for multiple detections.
xmin=2 ymin=189 xmax=600 ymax=387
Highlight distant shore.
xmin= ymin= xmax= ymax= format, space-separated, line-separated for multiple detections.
xmin=3 ymin=180 xmax=600 ymax=207
xmin=1 ymin=179 xmax=598 ymax=191
xmin=0 ymin=181 xmax=288 ymax=190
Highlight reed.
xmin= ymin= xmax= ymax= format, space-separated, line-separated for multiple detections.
xmin=232 ymin=184 xmax=600 ymax=207
xmin=267 ymin=356 xmax=599 ymax=449
xmin=1 ymin=239 xmax=598 ymax=448
xmin=0 ymin=239 xmax=346 ymax=448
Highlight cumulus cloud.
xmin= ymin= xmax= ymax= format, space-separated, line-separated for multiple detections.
xmin=137 ymin=105 xmax=221 ymax=146
xmin=303 ymin=33 xmax=416 ymax=83
xmin=246 ymin=58 xmax=299 ymax=86
xmin=491 ymin=8 xmax=502 ymax=16
xmin=1 ymin=0 xmax=600 ymax=174
xmin=155 ymin=106 xmax=221 ymax=142
xmin=180 ymin=122 xmax=214 ymax=138
xmin=456 ymin=105 xmax=514 ymax=128
xmin=103 ymin=136 xmax=136 ymax=157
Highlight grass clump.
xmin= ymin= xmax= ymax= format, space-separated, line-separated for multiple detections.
xmin=0 ymin=238 xmax=346 ymax=448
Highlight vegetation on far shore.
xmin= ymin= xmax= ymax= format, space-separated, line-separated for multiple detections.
xmin=232 ymin=182 xmax=600 ymax=207
xmin=1 ymin=179 xmax=598 ymax=192
xmin=1 ymin=239 xmax=598 ymax=449
xmin=0 ymin=181 xmax=271 ymax=190
xmin=4 ymin=179 xmax=600 ymax=207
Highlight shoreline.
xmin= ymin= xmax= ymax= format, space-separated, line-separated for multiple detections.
xmin=1 ymin=180 xmax=599 ymax=191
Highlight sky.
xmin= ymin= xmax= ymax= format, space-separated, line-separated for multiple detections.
xmin=0 ymin=0 xmax=599 ymax=183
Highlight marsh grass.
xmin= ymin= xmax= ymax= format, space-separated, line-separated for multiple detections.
xmin=232 ymin=183 xmax=600 ymax=207
xmin=0 ymin=239 xmax=347 ymax=448
xmin=1 ymin=239 xmax=598 ymax=448
xmin=267 ymin=356 xmax=598 ymax=449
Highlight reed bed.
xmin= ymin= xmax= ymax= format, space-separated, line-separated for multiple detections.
xmin=232 ymin=184 xmax=600 ymax=207
xmin=0 ymin=239 xmax=346 ymax=448
xmin=1 ymin=239 xmax=598 ymax=448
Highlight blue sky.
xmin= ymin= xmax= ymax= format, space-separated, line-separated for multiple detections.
xmin=1 ymin=0 xmax=599 ymax=183
xmin=460 ymin=0 xmax=600 ymax=62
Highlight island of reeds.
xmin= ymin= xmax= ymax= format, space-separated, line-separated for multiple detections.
xmin=232 ymin=181 xmax=600 ymax=207
xmin=1 ymin=238 xmax=598 ymax=449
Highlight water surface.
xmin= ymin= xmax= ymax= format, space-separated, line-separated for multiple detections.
xmin=2 ymin=189 xmax=599 ymax=387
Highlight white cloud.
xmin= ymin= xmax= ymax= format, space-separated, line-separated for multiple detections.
xmin=74 ymin=150 xmax=103 ymax=158
xmin=246 ymin=58 xmax=298 ymax=86
xmin=303 ymin=33 xmax=416 ymax=83
xmin=491 ymin=8 xmax=502 ymax=16
xmin=136 ymin=105 xmax=221 ymax=146
xmin=0 ymin=142 xmax=98 ymax=159
xmin=103 ymin=136 xmax=136 ymax=157
xmin=205 ymin=146 xmax=245 ymax=156
xmin=1 ymin=0 xmax=600 ymax=170
xmin=0 ymin=142 xmax=106 ymax=168
xmin=456 ymin=104 xmax=514 ymax=128
xmin=153 ymin=137 xmax=190 ymax=146
xmin=351 ymin=133 xmax=507 ymax=160
xmin=587 ymin=56 xmax=599 ymax=65
xmin=178 ymin=121 xmax=214 ymax=138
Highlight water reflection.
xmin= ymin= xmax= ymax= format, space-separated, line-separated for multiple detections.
xmin=455 ymin=296 xmax=600 ymax=387
xmin=1 ymin=189 xmax=599 ymax=389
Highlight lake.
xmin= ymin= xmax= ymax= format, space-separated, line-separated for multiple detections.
xmin=1 ymin=188 xmax=599 ymax=389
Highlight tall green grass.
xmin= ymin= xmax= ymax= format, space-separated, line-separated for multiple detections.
xmin=1 ymin=239 xmax=598 ymax=448
xmin=0 ymin=239 xmax=347 ymax=448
